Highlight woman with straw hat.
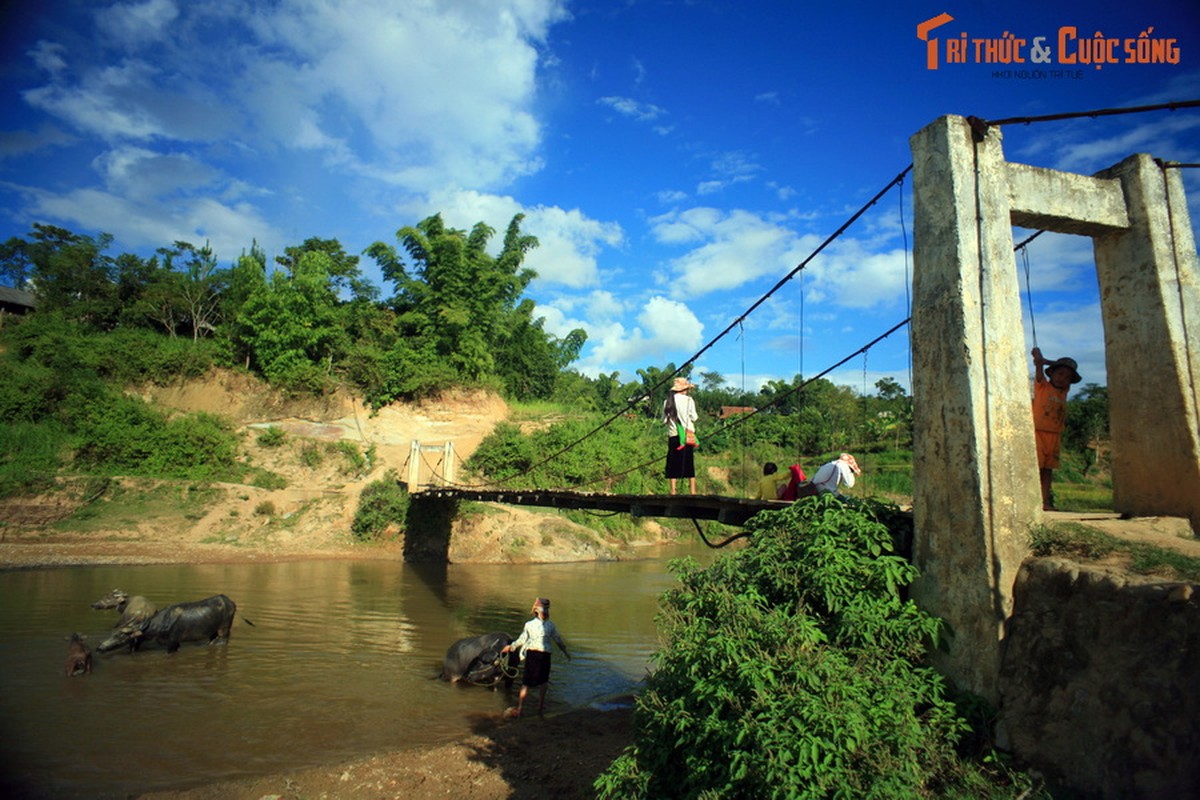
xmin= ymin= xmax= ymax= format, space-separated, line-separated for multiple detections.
xmin=663 ymin=376 xmax=699 ymax=495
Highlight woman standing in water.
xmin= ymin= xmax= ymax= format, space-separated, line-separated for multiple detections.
xmin=501 ymin=598 xmax=570 ymax=718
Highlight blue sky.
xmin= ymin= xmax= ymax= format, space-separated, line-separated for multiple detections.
xmin=1 ymin=1 xmax=1197 ymax=395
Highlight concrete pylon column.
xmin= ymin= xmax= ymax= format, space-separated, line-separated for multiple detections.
xmin=908 ymin=115 xmax=1041 ymax=703
xmin=1093 ymin=155 xmax=1200 ymax=531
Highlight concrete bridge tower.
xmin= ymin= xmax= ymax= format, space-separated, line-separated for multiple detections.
xmin=907 ymin=114 xmax=1200 ymax=703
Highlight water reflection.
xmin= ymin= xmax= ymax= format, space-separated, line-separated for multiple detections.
xmin=0 ymin=541 xmax=727 ymax=799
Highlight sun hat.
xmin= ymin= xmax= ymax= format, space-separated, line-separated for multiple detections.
xmin=1047 ymin=357 xmax=1081 ymax=384
xmin=671 ymin=377 xmax=696 ymax=392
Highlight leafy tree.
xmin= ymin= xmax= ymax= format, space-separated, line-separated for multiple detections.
xmin=553 ymin=327 xmax=588 ymax=369
xmin=276 ymin=236 xmax=375 ymax=302
xmin=221 ymin=247 xmax=269 ymax=366
xmin=1064 ymin=383 xmax=1109 ymax=474
xmin=699 ymin=370 xmax=725 ymax=392
xmin=494 ymin=301 xmax=560 ymax=400
xmin=237 ymin=250 xmax=348 ymax=392
xmin=156 ymin=241 xmax=227 ymax=341
xmin=351 ymin=472 xmax=410 ymax=541
xmin=10 ymin=224 xmax=119 ymax=328
xmin=368 ymin=213 xmax=536 ymax=380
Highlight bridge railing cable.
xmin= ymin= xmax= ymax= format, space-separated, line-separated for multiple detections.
xmin=568 ymin=214 xmax=1073 ymax=492
xmin=443 ymin=166 xmax=915 ymax=491
xmin=570 ymin=317 xmax=913 ymax=492
xmin=432 ymin=98 xmax=1200 ymax=496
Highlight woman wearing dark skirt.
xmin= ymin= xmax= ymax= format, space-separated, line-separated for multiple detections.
xmin=663 ymin=376 xmax=699 ymax=494
xmin=501 ymin=598 xmax=570 ymax=718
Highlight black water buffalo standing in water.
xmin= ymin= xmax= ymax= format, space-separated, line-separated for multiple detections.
xmin=65 ymin=633 xmax=92 ymax=676
xmin=441 ymin=632 xmax=517 ymax=686
xmin=91 ymin=589 xmax=158 ymax=630
xmin=98 ymin=594 xmax=239 ymax=654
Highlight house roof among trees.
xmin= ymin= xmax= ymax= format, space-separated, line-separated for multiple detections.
xmin=0 ymin=285 xmax=37 ymax=312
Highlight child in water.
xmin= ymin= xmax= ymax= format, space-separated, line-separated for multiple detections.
xmin=501 ymin=597 xmax=570 ymax=718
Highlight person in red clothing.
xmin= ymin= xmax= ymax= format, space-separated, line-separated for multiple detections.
xmin=1031 ymin=347 xmax=1081 ymax=510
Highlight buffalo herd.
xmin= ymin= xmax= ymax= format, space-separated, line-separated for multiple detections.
xmin=70 ymin=589 xmax=524 ymax=692
xmin=63 ymin=588 xmax=250 ymax=674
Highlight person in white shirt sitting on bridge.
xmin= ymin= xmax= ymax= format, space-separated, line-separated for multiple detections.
xmin=808 ymin=453 xmax=861 ymax=497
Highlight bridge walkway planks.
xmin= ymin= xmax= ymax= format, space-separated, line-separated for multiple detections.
xmin=414 ymin=487 xmax=789 ymax=527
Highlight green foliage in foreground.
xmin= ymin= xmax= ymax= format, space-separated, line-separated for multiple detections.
xmin=596 ymin=498 xmax=1040 ymax=799
xmin=351 ymin=471 xmax=409 ymax=541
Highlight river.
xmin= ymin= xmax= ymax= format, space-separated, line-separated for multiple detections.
xmin=0 ymin=542 xmax=727 ymax=799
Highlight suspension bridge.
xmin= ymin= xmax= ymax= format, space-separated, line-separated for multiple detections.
xmin=405 ymin=98 xmax=1200 ymax=556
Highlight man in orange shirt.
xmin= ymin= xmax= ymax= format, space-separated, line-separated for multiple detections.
xmin=1031 ymin=347 xmax=1081 ymax=510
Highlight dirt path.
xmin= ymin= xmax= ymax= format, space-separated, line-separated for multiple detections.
xmin=135 ymin=704 xmax=632 ymax=800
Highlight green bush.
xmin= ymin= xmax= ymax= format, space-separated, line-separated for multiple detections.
xmin=335 ymin=440 xmax=367 ymax=475
xmin=467 ymin=413 xmax=660 ymax=492
xmin=0 ymin=420 xmax=66 ymax=498
xmin=597 ymin=497 xmax=1033 ymax=799
xmin=257 ymin=426 xmax=287 ymax=447
xmin=300 ymin=442 xmax=323 ymax=468
xmin=351 ymin=472 xmax=409 ymax=541
xmin=70 ymin=392 xmax=238 ymax=479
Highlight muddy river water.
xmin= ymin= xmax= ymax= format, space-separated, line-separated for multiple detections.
xmin=0 ymin=543 xmax=723 ymax=798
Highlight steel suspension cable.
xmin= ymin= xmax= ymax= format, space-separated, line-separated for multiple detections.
xmin=451 ymin=167 xmax=914 ymax=489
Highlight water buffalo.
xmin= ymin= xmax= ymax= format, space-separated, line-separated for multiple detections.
xmin=97 ymin=594 xmax=239 ymax=654
xmin=65 ymin=633 xmax=92 ymax=676
xmin=441 ymin=632 xmax=518 ymax=687
xmin=91 ymin=589 xmax=158 ymax=630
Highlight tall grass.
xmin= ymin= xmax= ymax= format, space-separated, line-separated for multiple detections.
xmin=0 ymin=421 xmax=67 ymax=498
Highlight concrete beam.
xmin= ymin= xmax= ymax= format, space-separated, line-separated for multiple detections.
xmin=1006 ymin=162 xmax=1129 ymax=235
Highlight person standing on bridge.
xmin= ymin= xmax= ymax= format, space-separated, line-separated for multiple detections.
xmin=663 ymin=376 xmax=699 ymax=494
xmin=1031 ymin=347 xmax=1081 ymax=511
xmin=502 ymin=598 xmax=570 ymax=718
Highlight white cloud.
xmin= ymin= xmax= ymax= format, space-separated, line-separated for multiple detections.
xmin=23 ymin=60 xmax=169 ymax=141
xmin=237 ymin=0 xmax=566 ymax=191
xmin=649 ymin=207 xmax=816 ymax=297
xmin=28 ymin=41 xmax=67 ymax=75
xmin=93 ymin=145 xmax=217 ymax=201
xmin=416 ymin=189 xmax=623 ymax=288
xmin=96 ymin=0 xmax=180 ymax=47
xmin=597 ymin=96 xmax=665 ymax=122
xmin=806 ymin=240 xmax=911 ymax=310
xmin=576 ymin=295 xmax=703 ymax=373
xmin=18 ymin=185 xmax=281 ymax=260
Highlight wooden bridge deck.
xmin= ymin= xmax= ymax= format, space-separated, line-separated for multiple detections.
xmin=415 ymin=487 xmax=787 ymax=527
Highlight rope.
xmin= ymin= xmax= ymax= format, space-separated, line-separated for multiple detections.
xmin=798 ymin=268 xmax=805 ymax=380
xmin=978 ymin=98 xmax=1200 ymax=129
xmin=1020 ymin=244 xmax=1039 ymax=351
xmin=451 ymin=99 xmax=1200 ymax=494
xmin=450 ymin=167 xmax=914 ymax=491
xmin=692 ymin=518 xmax=752 ymax=549
xmin=568 ymin=317 xmax=913 ymax=493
